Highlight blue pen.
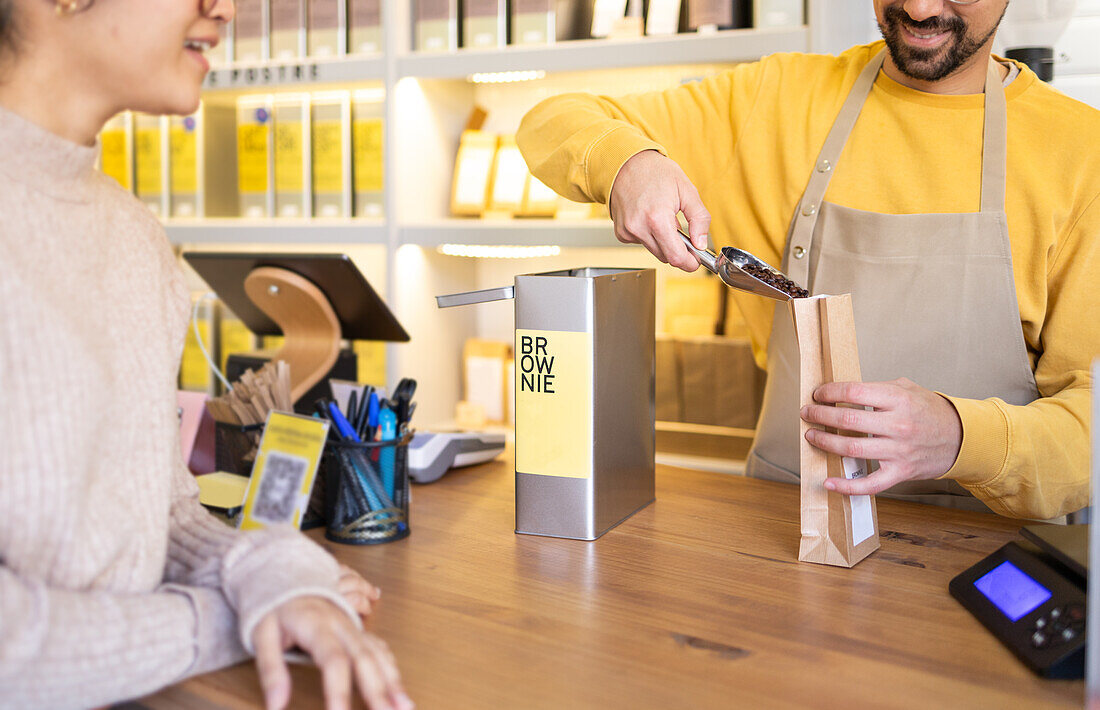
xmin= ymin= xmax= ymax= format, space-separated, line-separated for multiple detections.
xmin=366 ymin=391 xmax=380 ymax=440
xmin=328 ymin=401 xmax=361 ymax=443
xmin=379 ymin=407 xmax=397 ymax=499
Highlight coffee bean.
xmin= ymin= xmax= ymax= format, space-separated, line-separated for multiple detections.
xmin=741 ymin=263 xmax=809 ymax=299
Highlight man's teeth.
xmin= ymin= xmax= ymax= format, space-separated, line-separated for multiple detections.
xmin=909 ymin=29 xmax=942 ymax=39
xmin=185 ymin=40 xmax=212 ymax=52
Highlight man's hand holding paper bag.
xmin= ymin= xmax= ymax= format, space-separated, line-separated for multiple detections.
xmin=801 ymin=378 xmax=964 ymax=497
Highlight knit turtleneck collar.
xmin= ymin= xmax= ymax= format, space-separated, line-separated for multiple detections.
xmin=0 ymin=103 xmax=100 ymax=203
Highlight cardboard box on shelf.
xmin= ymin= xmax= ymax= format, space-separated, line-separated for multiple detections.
xmin=237 ymin=96 xmax=274 ymax=218
xmin=99 ymin=112 xmax=133 ymax=192
xmin=512 ymin=0 xmax=553 ymax=45
xmin=754 ymin=0 xmax=801 ymax=28
xmin=307 ymin=0 xmax=344 ymax=57
xmin=677 ymin=336 xmax=765 ymax=430
xmin=518 ymin=174 xmax=558 ymax=217
xmin=169 ymin=104 xmax=238 ymax=219
xmin=134 ymin=113 xmax=167 ymax=217
xmin=271 ymin=0 xmax=307 ymax=60
xmin=487 ymin=135 xmax=527 ymax=215
xmin=347 ymin=0 xmax=382 ymax=54
xmin=451 ymin=130 xmax=497 ymax=216
xmin=273 ymin=94 xmax=311 ymax=218
xmin=416 ymin=0 xmax=461 ymax=52
xmin=655 ymin=335 xmax=681 ymax=422
xmin=311 ymin=92 xmax=352 ymax=218
xmin=234 ymin=0 xmax=268 ymax=62
xmin=352 ymin=89 xmax=385 ymax=218
xmin=463 ymin=0 xmax=507 ymax=48
xmin=464 ymin=339 xmax=512 ymax=424
xmin=645 ymin=0 xmax=683 ymax=35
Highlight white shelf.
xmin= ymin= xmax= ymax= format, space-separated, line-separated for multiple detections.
xmin=164 ymin=218 xmax=388 ymax=245
xmin=397 ymin=27 xmax=809 ymax=79
xmin=400 ymin=219 xmax=619 ymax=247
xmin=201 ymin=55 xmax=385 ymax=93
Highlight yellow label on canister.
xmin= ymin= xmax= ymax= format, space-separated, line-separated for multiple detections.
xmin=274 ymin=120 xmax=304 ymax=193
xmin=312 ymin=119 xmax=344 ymax=194
xmin=170 ymin=126 xmax=198 ymax=193
xmin=240 ymin=411 xmax=329 ymax=530
xmin=135 ymin=127 xmax=162 ymax=197
xmin=100 ymin=129 xmax=130 ymax=190
xmin=353 ymin=118 xmax=384 ymax=192
xmin=237 ymin=123 xmax=269 ymax=195
xmin=515 ymin=329 xmax=592 ymax=479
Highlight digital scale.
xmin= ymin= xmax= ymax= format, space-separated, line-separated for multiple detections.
xmin=950 ymin=524 xmax=1087 ymax=679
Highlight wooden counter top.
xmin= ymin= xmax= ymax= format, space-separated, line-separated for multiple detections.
xmin=140 ymin=450 xmax=1083 ymax=709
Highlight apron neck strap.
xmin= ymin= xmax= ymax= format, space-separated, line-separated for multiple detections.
xmin=796 ymin=49 xmax=1008 ymax=216
xmin=784 ymin=50 xmax=1009 ymax=283
xmin=980 ymin=59 xmax=1007 ymax=212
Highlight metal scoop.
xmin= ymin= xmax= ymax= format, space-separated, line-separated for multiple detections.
xmin=677 ymin=229 xmax=801 ymax=301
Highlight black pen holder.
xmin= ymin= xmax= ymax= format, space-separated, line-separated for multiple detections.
xmin=318 ymin=435 xmax=411 ymax=545
xmin=214 ymin=422 xmax=264 ymax=476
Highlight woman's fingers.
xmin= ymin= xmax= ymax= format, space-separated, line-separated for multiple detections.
xmin=252 ymin=616 xmax=292 ymax=710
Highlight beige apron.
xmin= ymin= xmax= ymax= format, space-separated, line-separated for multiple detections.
xmin=744 ymin=51 xmax=1039 ymax=512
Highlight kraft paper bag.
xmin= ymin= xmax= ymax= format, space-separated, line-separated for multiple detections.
xmin=791 ymin=294 xmax=880 ymax=568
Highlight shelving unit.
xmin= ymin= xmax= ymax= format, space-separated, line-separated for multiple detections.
xmin=171 ymin=0 xmax=874 ymax=426
xmin=396 ymin=26 xmax=807 ymax=79
xmin=166 ymin=218 xmax=387 ymax=244
xmin=398 ymin=219 xmax=616 ymax=248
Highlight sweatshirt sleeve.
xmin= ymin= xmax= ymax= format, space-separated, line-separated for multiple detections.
xmin=164 ymin=454 xmax=361 ymax=653
xmin=516 ymin=59 xmax=767 ymax=207
xmin=942 ymin=191 xmax=1100 ymax=520
xmin=0 ymin=563 xmax=250 ymax=709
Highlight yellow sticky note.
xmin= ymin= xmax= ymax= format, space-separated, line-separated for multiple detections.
xmin=238 ymin=122 xmax=270 ymax=195
xmin=312 ymin=118 xmax=344 ymax=194
xmin=240 ymin=411 xmax=329 ymax=530
xmin=353 ymin=340 xmax=387 ymax=386
xmin=353 ymin=118 xmax=384 ymax=193
xmin=515 ymin=329 xmax=592 ymax=479
xmin=170 ymin=122 xmax=199 ymax=193
xmin=274 ymin=120 xmax=304 ymax=193
xmin=100 ymin=129 xmax=131 ymax=190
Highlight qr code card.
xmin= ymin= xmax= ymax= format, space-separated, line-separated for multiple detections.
xmin=240 ymin=411 xmax=329 ymax=530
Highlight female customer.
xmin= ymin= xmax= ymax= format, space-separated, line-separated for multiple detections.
xmin=0 ymin=1 xmax=411 ymax=709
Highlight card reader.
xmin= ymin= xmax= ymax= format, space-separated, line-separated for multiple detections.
xmin=407 ymin=431 xmax=507 ymax=483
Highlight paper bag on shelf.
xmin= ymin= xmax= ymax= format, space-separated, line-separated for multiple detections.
xmin=792 ymin=294 xmax=880 ymax=568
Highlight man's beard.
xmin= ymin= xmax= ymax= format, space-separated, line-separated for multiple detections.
xmin=878 ymin=5 xmax=1004 ymax=82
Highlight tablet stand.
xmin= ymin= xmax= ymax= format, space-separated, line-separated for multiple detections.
xmin=243 ymin=266 xmax=341 ymax=405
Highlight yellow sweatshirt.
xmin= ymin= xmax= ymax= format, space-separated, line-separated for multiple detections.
xmin=517 ymin=41 xmax=1100 ymax=520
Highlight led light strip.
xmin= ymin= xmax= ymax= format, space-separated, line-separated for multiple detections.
xmin=438 ymin=244 xmax=561 ymax=259
xmin=467 ymin=70 xmax=546 ymax=84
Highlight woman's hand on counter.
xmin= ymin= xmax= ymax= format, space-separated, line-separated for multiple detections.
xmin=252 ymin=596 xmax=413 ymax=710
xmin=799 ymin=377 xmax=963 ymax=495
xmin=608 ymin=149 xmax=711 ymax=272
xmin=337 ymin=563 xmax=382 ymax=621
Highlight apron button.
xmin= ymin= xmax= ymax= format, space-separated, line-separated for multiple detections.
xmin=801 ymin=203 xmax=817 ymax=217
xmin=817 ymin=159 xmax=831 ymax=173
xmin=793 ymin=246 xmax=806 ymax=259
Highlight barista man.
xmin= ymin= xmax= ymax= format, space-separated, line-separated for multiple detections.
xmin=517 ymin=0 xmax=1100 ymax=520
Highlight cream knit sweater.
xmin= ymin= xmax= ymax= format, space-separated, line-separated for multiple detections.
xmin=0 ymin=106 xmax=357 ymax=709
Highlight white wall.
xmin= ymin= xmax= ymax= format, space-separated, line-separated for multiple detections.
xmin=1052 ymin=1 xmax=1100 ymax=109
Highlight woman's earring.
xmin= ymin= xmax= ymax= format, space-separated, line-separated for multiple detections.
xmin=55 ymin=0 xmax=91 ymax=15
